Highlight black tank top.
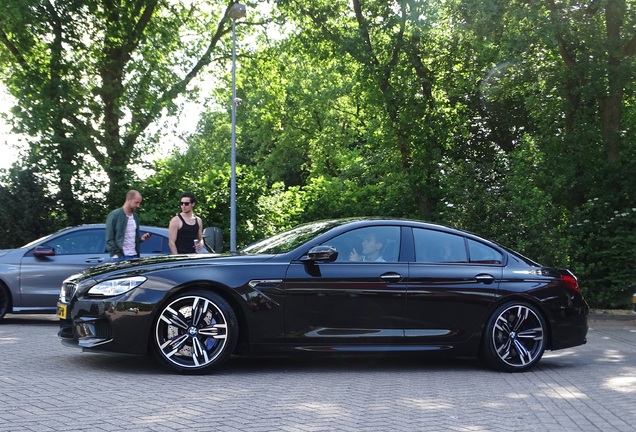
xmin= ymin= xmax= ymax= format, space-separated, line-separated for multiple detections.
xmin=175 ymin=214 xmax=199 ymax=253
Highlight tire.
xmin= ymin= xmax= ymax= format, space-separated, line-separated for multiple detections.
xmin=480 ymin=301 xmax=547 ymax=372
xmin=152 ymin=290 xmax=238 ymax=374
xmin=0 ymin=284 xmax=10 ymax=321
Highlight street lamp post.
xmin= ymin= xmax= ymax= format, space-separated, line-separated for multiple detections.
xmin=229 ymin=3 xmax=246 ymax=253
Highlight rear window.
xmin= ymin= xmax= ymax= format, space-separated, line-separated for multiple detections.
xmin=413 ymin=229 xmax=468 ymax=263
xmin=467 ymin=239 xmax=503 ymax=264
xmin=412 ymin=228 xmax=502 ymax=264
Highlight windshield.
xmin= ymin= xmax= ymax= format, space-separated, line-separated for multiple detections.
xmin=241 ymin=220 xmax=344 ymax=254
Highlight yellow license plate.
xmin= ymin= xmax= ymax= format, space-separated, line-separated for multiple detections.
xmin=57 ymin=303 xmax=67 ymax=319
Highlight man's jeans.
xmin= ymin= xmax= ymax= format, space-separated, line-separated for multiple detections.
xmin=111 ymin=254 xmax=139 ymax=262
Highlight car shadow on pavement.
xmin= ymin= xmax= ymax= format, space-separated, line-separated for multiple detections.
xmin=2 ymin=314 xmax=59 ymax=325
xmin=65 ymin=352 xmax=167 ymax=375
xmin=64 ymin=352 xmax=487 ymax=375
xmin=225 ymin=354 xmax=480 ymax=373
xmin=59 ymin=346 xmax=598 ymax=376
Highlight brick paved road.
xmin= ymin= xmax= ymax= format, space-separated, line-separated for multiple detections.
xmin=0 ymin=314 xmax=634 ymax=432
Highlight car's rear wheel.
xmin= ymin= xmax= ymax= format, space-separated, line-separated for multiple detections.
xmin=152 ymin=290 xmax=238 ymax=374
xmin=480 ymin=301 xmax=547 ymax=372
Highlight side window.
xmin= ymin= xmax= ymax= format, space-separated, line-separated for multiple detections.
xmin=467 ymin=239 xmax=503 ymax=264
xmin=322 ymin=226 xmax=401 ymax=262
xmin=413 ymin=229 xmax=468 ymax=263
xmin=141 ymin=234 xmax=171 ymax=254
xmin=50 ymin=229 xmax=106 ymax=255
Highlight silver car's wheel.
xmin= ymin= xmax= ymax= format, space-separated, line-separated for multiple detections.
xmin=153 ymin=290 xmax=237 ymax=374
xmin=481 ymin=302 xmax=546 ymax=372
xmin=0 ymin=285 xmax=9 ymax=320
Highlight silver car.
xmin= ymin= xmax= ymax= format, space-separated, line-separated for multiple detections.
xmin=0 ymin=224 xmax=170 ymax=321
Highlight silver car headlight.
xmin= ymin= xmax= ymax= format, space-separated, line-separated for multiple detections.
xmin=87 ymin=276 xmax=147 ymax=297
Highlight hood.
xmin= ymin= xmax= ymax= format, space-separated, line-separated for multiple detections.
xmin=0 ymin=248 xmax=21 ymax=259
xmin=67 ymin=252 xmax=278 ymax=282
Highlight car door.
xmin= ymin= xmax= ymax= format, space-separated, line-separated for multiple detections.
xmin=404 ymin=227 xmax=502 ymax=345
xmin=139 ymin=231 xmax=171 ymax=255
xmin=284 ymin=226 xmax=408 ymax=346
xmin=18 ymin=228 xmax=109 ymax=310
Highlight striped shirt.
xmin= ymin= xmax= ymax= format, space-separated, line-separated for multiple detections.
xmin=122 ymin=214 xmax=137 ymax=256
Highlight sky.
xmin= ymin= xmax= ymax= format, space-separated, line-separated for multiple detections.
xmin=0 ymin=87 xmax=23 ymax=170
xmin=0 ymin=136 xmax=19 ymax=170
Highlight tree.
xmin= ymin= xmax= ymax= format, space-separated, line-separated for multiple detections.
xmin=274 ymin=0 xmax=457 ymax=218
xmin=546 ymin=0 xmax=636 ymax=164
xmin=0 ymin=0 xmax=260 ymax=223
xmin=0 ymin=165 xmax=61 ymax=248
xmin=447 ymin=0 xmax=636 ymax=306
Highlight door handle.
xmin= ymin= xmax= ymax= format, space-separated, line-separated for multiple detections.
xmin=85 ymin=258 xmax=105 ymax=263
xmin=380 ymin=273 xmax=403 ymax=282
xmin=475 ymin=274 xmax=495 ymax=284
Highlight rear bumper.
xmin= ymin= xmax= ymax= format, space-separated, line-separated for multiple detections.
xmin=549 ymin=302 xmax=589 ymax=350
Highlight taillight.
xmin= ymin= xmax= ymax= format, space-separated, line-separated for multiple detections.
xmin=561 ymin=274 xmax=581 ymax=294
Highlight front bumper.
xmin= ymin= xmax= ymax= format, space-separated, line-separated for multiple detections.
xmin=58 ymin=292 xmax=160 ymax=356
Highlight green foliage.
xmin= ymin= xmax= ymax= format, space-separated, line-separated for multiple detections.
xmin=439 ymin=135 xmax=573 ymax=267
xmin=143 ymin=0 xmax=633 ymax=310
xmin=0 ymin=0 xmax=241 ymax=219
xmin=139 ymin=148 xmax=229 ymax=232
xmin=256 ymin=182 xmax=304 ymax=234
xmin=1 ymin=0 xmax=636 ymax=310
xmin=0 ymin=166 xmax=63 ymax=248
xmin=570 ymin=196 xmax=636 ymax=309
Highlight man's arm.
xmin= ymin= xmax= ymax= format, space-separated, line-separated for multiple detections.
xmin=105 ymin=211 xmax=119 ymax=257
xmin=196 ymin=217 xmax=204 ymax=251
xmin=168 ymin=216 xmax=180 ymax=254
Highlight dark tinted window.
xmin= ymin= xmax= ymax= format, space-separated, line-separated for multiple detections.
xmin=49 ymin=229 xmax=105 ymax=255
xmin=413 ymin=229 xmax=468 ymax=263
xmin=467 ymin=239 xmax=503 ymax=264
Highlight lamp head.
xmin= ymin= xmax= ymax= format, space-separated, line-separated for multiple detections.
xmin=228 ymin=3 xmax=246 ymax=20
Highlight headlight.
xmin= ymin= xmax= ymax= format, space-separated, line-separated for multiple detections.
xmin=87 ymin=276 xmax=147 ymax=297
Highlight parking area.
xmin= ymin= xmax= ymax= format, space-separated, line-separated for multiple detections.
xmin=0 ymin=314 xmax=635 ymax=432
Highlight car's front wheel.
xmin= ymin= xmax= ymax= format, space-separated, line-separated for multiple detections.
xmin=480 ymin=301 xmax=547 ymax=372
xmin=0 ymin=284 xmax=9 ymax=321
xmin=152 ymin=290 xmax=238 ymax=374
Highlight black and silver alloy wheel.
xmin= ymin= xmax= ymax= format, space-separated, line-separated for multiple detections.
xmin=481 ymin=301 xmax=546 ymax=372
xmin=153 ymin=290 xmax=237 ymax=374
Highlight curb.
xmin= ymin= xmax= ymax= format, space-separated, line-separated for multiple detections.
xmin=589 ymin=312 xmax=636 ymax=321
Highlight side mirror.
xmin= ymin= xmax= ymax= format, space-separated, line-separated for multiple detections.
xmin=203 ymin=226 xmax=223 ymax=253
xmin=34 ymin=245 xmax=56 ymax=257
xmin=302 ymin=245 xmax=339 ymax=263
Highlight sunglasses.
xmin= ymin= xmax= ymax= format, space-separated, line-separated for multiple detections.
xmin=179 ymin=202 xmax=192 ymax=206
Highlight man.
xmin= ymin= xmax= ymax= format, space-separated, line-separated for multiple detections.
xmin=168 ymin=192 xmax=203 ymax=254
xmin=349 ymin=232 xmax=386 ymax=262
xmin=106 ymin=190 xmax=151 ymax=261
